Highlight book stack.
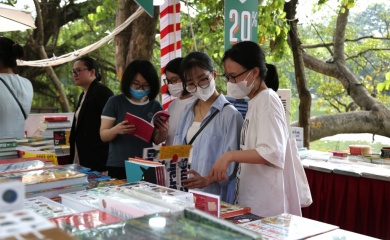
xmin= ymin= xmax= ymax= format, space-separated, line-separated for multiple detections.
xmin=0 ymin=165 xmax=88 ymax=199
xmin=0 ymin=138 xmax=18 ymax=159
xmin=220 ymin=201 xmax=252 ymax=219
xmin=40 ymin=115 xmax=72 ymax=139
xmin=125 ymin=144 xmax=192 ymax=191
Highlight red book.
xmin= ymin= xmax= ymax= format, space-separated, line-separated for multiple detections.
xmin=50 ymin=210 xmax=123 ymax=231
xmin=125 ymin=112 xmax=154 ymax=142
xmin=220 ymin=201 xmax=252 ymax=219
xmin=44 ymin=116 xmax=68 ymax=122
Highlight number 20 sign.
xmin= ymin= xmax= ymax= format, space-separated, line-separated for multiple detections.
xmin=224 ymin=0 xmax=258 ymax=51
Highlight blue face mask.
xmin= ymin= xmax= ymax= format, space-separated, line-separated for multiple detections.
xmin=130 ymin=88 xmax=150 ymax=99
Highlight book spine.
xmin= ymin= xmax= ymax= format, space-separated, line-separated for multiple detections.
xmin=0 ymin=142 xmax=18 ymax=148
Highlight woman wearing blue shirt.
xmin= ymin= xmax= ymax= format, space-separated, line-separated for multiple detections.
xmin=173 ymin=51 xmax=243 ymax=203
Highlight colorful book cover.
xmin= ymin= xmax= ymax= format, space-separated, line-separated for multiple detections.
xmin=18 ymin=150 xmax=58 ymax=165
xmin=0 ymin=159 xmax=55 ymax=173
xmin=125 ymin=112 xmax=154 ymax=142
xmin=148 ymin=145 xmax=192 ymax=191
xmin=189 ymin=189 xmax=220 ymax=217
xmin=125 ymin=158 xmax=166 ymax=186
xmin=25 ymin=196 xmax=77 ymax=218
xmin=239 ymin=213 xmax=339 ymax=239
xmin=0 ymin=141 xmax=18 ymax=148
xmin=50 ymin=210 xmax=123 ymax=233
xmin=220 ymin=201 xmax=252 ymax=219
xmin=72 ymin=208 xmax=261 ymax=240
xmin=0 ymin=167 xmax=88 ymax=192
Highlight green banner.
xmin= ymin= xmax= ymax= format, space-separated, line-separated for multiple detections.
xmin=134 ymin=0 xmax=154 ymax=17
xmin=224 ymin=0 xmax=258 ymax=51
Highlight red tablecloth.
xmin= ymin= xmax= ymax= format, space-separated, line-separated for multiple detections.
xmin=302 ymin=168 xmax=390 ymax=239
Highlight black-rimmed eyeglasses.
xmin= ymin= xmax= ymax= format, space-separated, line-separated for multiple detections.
xmin=70 ymin=68 xmax=89 ymax=76
xmin=131 ymin=82 xmax=151 ymax=91
xmin=185 ymin=74 xmax=212 ymax=93
xmin=222 ymin=69 xmax=252 ymax=83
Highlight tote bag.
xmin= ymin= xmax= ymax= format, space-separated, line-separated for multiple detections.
xmin=289 ymin=138 xmax=313 ymax=207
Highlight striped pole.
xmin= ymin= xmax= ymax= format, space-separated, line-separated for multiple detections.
xmin=160 ymin=0 xmax=181 ymax=110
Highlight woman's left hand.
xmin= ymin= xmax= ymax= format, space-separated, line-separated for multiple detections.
xmin=182 ymin=169 xmax=209 ymax=189
xmin=152 ymin=118 xmax=168 ymax=144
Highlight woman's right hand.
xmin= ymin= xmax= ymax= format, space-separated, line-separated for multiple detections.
xmin=115 ymin=120 xmax=135 ymax=135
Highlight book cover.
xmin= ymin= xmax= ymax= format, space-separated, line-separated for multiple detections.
xmin=125 ymin=112 xmax=154 ymax=142
xmin=152 ymin=110 xmax=170 ymax=124
xmin=0 ymin=209 xmax=75 ymax=240
xmin=25 ymin=196 xmax=77 ymax=218
xmin=225 ymin=213 xmax=262 ymax=225
xmin=45 ymin=120 xmax=72 ymax=129
xmin=220 ymin=201 xmax=252 ymax=219
xmin=189 ymin=189 xmax=220 ymax=217
xmin=239 ymin=213 xmax=339 ymax=239
xmin=18 ymin=150 xmax=58 ymax=165
xmin=0 ymin=159 xmax=55 ymax=173
xmin=53 ymin=130 xmax=67 ymax=145
xmin=125 ymin=158 xmax=166 ymax=186
xmin=71 ymin=208 xmax=261 ymax=240
xmin=147 ymin=145 xmax=192 ymax=191
xmin=0 ymin=141 xmax=18 ymax=148
xmin=26 ymin=184 xmax=87 ymax=199
xmin=0 ymin=167 xmax=88 ymax=193
xmin=50 ymin=209 xmax=123 ymax=233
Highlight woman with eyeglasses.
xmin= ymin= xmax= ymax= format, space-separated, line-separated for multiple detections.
xmin=173 ymin=52 xmax=243 ymax=203
xmin=0 ymin=37 xmax=33 ymax=139
xmin=164 ymin=57 xmax=197 ymax=146
xmin=69 ymin=56 xmax=114 ymax=172
xmin=210 ymin=41 xmax=290 ymax=217
xmin=100 ymin=59 xmax=168 ymax=179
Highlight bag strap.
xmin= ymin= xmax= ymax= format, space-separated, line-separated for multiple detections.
xmin=0 ymin=77 xmax=27 ymax=120
xmin=188 ymin=102 xmax=230 ymax=145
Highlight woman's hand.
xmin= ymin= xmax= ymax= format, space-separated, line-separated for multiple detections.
xmin=152 ymin=118 xmax=168 ymax=144
xmin=210 ymin=152 xmax=231 ymax=182
xmin=115 ymin=120 xmax=135 ymax=135
xmin=182 ymin=169 xmax=210 ymax=189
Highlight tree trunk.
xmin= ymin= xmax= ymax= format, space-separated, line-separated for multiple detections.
xmin=285 ymin=0 xmax=312 ymax=148
xmin=289 ymin=4 xmax=390 ymax=140
xmin=115 ymin=1 xmax=159 ymax=80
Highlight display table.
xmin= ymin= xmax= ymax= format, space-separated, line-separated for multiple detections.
xmin=302 ymin=168 xmax=390 ymax=239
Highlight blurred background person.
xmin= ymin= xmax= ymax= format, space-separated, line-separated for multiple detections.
xmin=69 ymin=56 xmax=114 ymax=172
xmin=0 ymin=37 xmax=33 ymax=139
xmin=164 ymin=57 xmax=196 ymax=146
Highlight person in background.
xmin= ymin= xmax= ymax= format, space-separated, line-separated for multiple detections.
xmin=69 ymin=56 xmax=114 ymax=172
xmin=100 ymin=59 xmax=168 ymax=179
xmin=164 ymin=57 xmax=197 ymax=146
xmin=210 ymin=41 xmax=291 ymax=217
xmin=0 ymin=37 xmax=33 ymax=139
xmin=173 ymin=51 xmax=243 ymax=203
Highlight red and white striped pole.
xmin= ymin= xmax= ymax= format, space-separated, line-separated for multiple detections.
xmin=160 ymin=0 xmax=181 ymax=110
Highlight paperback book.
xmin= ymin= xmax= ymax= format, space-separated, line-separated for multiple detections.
xmin=225 ymin=213 xmax=262 ymax=225
xmin=0 ymin=167 xmax=88 ymax=193
xmin=239 ymin=213 xmax=339 ymax=239
xmin=140 ymin=145 xmax=192 ymax=191
xmin=220 ymin=201 xmax=252 ymax=219
xmin=125 ymin=158 xmax=166 ymax=186
xmin=125 ymin=110 xmax=170 ymax=143
xmin=189 ymin=189 xmax=220 ymax=217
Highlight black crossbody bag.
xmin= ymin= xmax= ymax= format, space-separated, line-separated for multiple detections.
xmin=0 ymin=77 xmax=27 ymax=120
xmin=188 ymin=102 xmax=230 ymax=144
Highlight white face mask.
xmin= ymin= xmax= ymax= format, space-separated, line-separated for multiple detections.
xmin=192 ymin=78 xmax=215 ymax=101
xmin=168 ymin=82 xmax=183 ymax=97
xmin=226 ymin=70 xmax=254 ymax=99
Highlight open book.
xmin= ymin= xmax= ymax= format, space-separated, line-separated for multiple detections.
xmin=125 ymin=110 xmax=170 ymax=143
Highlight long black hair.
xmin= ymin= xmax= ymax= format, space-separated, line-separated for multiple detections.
xmin=222 ymin=41 xmax=279 ymax=91
xmin=76 ymin=56 xmax=102 ymax=81
xmin=0 ymin=37 xmax=24 ymax=69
